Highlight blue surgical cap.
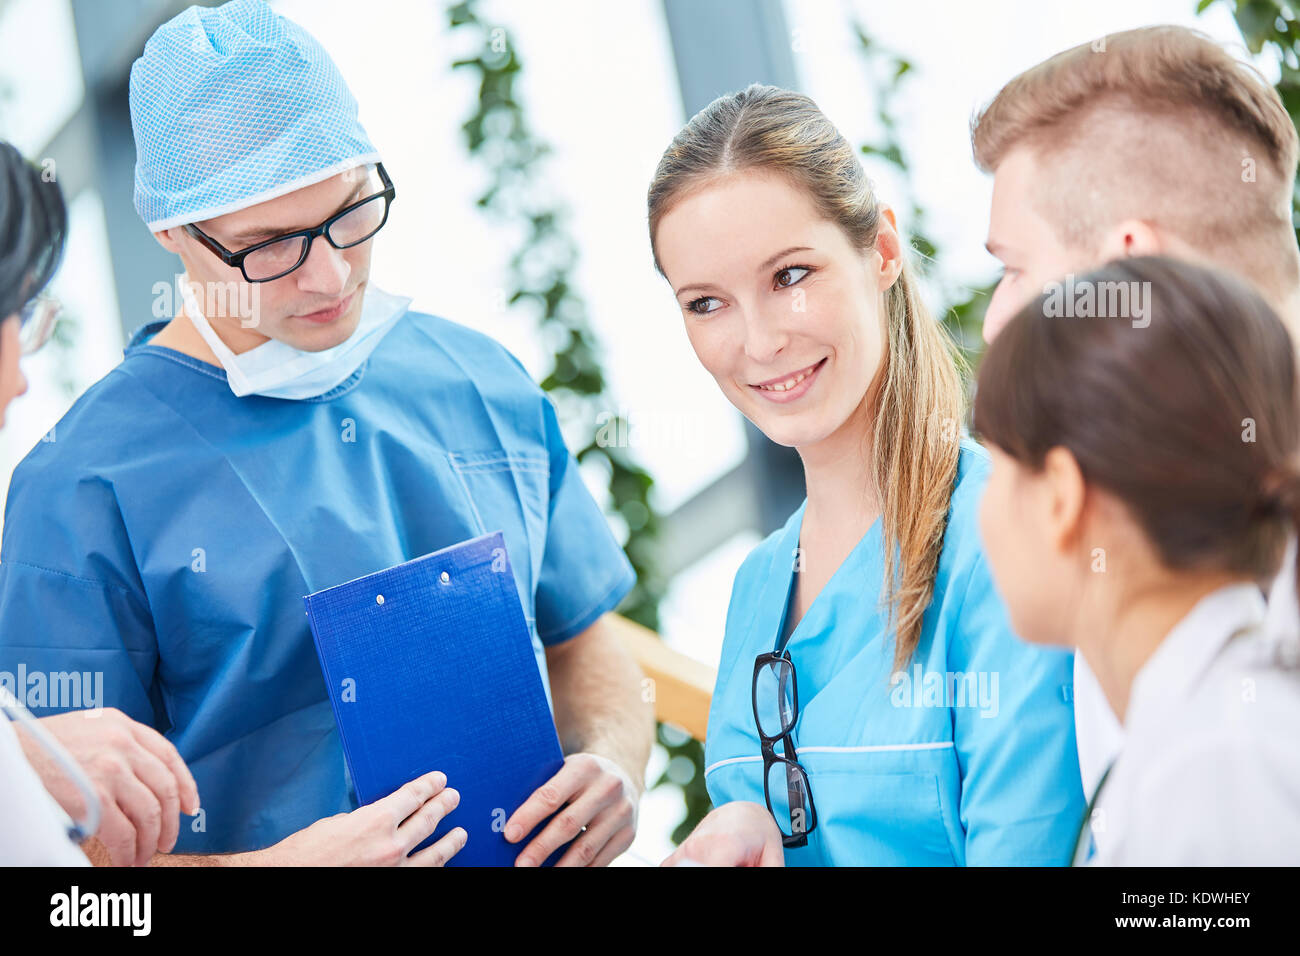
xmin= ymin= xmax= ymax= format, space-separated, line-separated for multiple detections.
xmin=130 ymin=0 xmax=379 ymax=231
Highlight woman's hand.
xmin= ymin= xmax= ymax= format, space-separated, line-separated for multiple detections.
xmin=20 ymin=708 xmax=200 ymax=867
xmin=661 ymin=800 xmax=785 ymax=867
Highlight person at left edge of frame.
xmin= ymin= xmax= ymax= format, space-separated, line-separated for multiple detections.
xmin=0 ymin=139 xmax=202 ymax=867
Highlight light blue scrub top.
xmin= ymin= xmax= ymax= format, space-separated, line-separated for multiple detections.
xmin=0 ymin=310 xmax=635 ymax=854
xmin=705 ymin=440 xmax=1084 ymax=865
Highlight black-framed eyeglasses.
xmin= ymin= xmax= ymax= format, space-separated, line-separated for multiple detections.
xmin=752 ymin=648 xmax=818 ymax=848
xmin=183 ymin=162 xmax=395 ymax=283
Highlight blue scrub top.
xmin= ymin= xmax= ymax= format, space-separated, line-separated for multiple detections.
xmin=704 ymin=440 xmax=1084 ymax=865
xmin=0 ymin=310 xmax=635 ymax=854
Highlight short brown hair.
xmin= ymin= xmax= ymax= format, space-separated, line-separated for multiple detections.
xmin=971 ymin=26 xmax=1299 ymax=295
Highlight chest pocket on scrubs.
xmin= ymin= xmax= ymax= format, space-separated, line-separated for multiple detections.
xmin=808 ymin=761 xmax=958 ymax=866
xmin=448 ymin=451 xmax=550 ymax=623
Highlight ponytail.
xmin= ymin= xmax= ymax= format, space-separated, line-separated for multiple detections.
xmin=871 ymin=263 xmax=966 ymax=669
xmin=1259 ymin=468 xmax=1300 ymax=601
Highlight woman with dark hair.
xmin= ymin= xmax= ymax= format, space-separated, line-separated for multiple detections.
xmin=974 ymin=255 xmax=1300 ymax=864
xmin=0 ymin=140 xmax=199 ymax=866
xmin=0 ymin=139 xmax=87 ymax=864
xmin=0 ymin=141 xmax=64 ymax=422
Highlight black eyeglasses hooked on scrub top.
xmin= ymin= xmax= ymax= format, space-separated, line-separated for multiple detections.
xmin=182 ymin=162 xmax=395 ymax=283
xmin=753 ymin=647 xmax=818 ymax=848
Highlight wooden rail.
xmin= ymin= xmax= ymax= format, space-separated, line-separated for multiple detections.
xmin=608 ymin=614 xmax=715 ymax=742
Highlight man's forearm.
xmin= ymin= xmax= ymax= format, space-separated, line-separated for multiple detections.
xmin=84 ymin=837 xmax=269 ymax=866
xmin=545 ymin=614 xmax=655 ymax=790
xmin=147 ymin=850 xmax=266 ymax=866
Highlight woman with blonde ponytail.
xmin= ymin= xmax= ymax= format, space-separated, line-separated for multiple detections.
xmin=651 ymin=85 xmax=1084 ymax=866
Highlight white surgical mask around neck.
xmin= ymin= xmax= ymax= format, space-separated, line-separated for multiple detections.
xmin=180 ymin=277 xmax=411 ymax=400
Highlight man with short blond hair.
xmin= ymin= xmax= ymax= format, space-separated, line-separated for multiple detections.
xmin=974 ymin=24 xmax=1300 ymax=340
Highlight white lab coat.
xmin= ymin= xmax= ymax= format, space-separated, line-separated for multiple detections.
xmin=1089 ymin=581 xmax=1300 ymax=865
xmin=1077 ymin=537 xmax=1300 ymax=850
xmin=1073 ymin=653 xmax=1123 ymax=802
xmin=0 ymin=717 xmax=88 ymax=866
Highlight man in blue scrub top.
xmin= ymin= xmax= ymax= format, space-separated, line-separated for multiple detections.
xmin=0 ymin=0 xmax=651 ymax=865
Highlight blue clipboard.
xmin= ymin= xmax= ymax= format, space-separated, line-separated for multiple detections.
xmin=304 ymin=531 xmax=567 ymax=866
